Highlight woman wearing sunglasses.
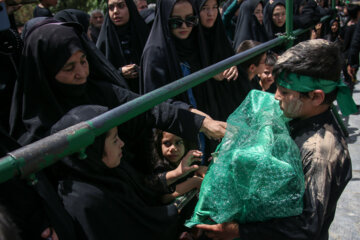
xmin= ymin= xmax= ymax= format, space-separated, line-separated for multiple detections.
xmin=140 ymin=0 xmax=220 ymax=161
xmin=96 ymin=0 xmax=149 ymax=93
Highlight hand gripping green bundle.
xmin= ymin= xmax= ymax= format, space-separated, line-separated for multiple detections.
xmin=185 ymin=90 xmax=304 ymax=227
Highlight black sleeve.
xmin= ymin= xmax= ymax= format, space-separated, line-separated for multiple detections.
xmin=0 ymin=180 xmax=50 ymax=239
xmin=109 ymin=83 xmax=205 ymax=142
xmin=348 ymin=22 xmax=360 ymax=67
xmin=293 ymin=1 xmax=320 ymax=30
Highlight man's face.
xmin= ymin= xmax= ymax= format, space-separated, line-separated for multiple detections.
xmin=91 ymin=12 xmax=104 ymax=28
xmin=136 ymin=0 xmax=148 ymax=12
xmin=275 ymin=85 xmax=306 ymax=119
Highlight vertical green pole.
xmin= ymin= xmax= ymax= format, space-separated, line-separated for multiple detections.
xmin=285 ymin=0 xmax=294 ymax=49
xmin=332 ymin=0 xmax=335 ymax=9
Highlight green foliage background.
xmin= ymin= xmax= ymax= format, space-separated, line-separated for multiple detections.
xmin=14 ymin=0 xmax=107 ymax=25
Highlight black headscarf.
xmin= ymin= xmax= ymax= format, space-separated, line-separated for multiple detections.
xmin=96 ymin=0 xmax=149 ymax=92
xmin=140 ymin=0 xmax=208 ymax=103
xmin=233 ymin=0 xmax=268 ymax=50
xmin=10 ymin=21 xmax=203 ymax=175
xmin=263 ymin=0 xmax=286 ymax=40
xmin=50 ymin=105 xmax=178 ymax=239
xmin=54 ymin=9 xmax=90 ymax=33
xmin=10 ymin=21 xmax=130 ymax=146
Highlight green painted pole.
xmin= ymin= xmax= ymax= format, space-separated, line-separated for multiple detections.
xmin=286 ymin=0 xmax=294 ymax=49
xmin=0 ymin=37 xmax=286 ymax=183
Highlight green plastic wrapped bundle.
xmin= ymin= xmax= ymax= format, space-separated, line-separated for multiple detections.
xmin=185 ymin=90 xmax=305 ymax=227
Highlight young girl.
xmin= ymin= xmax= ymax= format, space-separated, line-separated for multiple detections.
xmin=51 ymin=105 xmax=180 ymax=239
xmin=152 ymin=129 xmax=207 ymax=204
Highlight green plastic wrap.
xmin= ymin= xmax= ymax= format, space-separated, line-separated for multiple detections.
xmin=185 ymin=90 xmax=305 ymax=227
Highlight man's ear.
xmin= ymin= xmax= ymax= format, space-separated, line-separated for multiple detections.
xmin=309 ymin=90 xmax=325 ymax=106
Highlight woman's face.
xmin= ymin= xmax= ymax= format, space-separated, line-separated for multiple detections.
xmin=102 ymin=127 xmax=125 ymax=168
xmin=161 ymin=132 xmax=185 ymax=165
xmin=200 ymin=0 xmax=218 ymax=28
xmin=170 ymin=0 xmax=195 ymax=40
xmin=55 ymin=50 xmax=89 ymax=85
xmin=254 ymin=3 xmax=263 ymax=25
xmin=272 ymin=5 xmax=286 ymax=28
xmin=331 ymin=21 xmax=339 ymax=33
xmin=108 ymin=0 xmax=130 ymax=26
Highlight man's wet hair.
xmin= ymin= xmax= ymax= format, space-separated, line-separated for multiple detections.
xmin=273 ymin=39 xmax=343 ymax=104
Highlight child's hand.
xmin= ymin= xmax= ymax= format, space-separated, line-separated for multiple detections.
xmin=195 ymin=166 xmax=208 ymax=178
xmin=189 ymin=176 xmax=203 ymax=190
xmin=175 ymin=150 xmax=202 ymax=177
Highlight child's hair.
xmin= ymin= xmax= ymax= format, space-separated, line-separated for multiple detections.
xmin=236 ymin=40 xmax=265 ymax=70
xmin=151 ymin=129 xmax=196 ymax=169
xmin=265 ymin=52 xmax=277 ymax=67
xmin=273 ymin=39 xmax=343 ymax=104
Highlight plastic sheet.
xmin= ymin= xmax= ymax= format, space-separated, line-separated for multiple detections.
xmin=185 ymin=90 xmax=304 ymax=227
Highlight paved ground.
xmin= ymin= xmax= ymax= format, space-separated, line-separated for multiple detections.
xmin=329 ymin=78 xmax=360 ymax=240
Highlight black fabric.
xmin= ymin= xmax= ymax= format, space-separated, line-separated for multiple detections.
xmin=54 ymin=9 xmax=90 ymax=33
xmin=96 ymin=0 xmax=149 ymax=93
xmin=348 ymin=20 xmax=360 ymax=67
xmin=233 ymin=0 xmax=268 ymax=50
xmin=51 ymin=105 xmax=179 ymax=239
xmin=88 ymin=26 xmax=101 ymax=43
xmin=9 ymin=21 xmax=204 ymax=173
xmin=140 ymin=0 xmax=207 ymax=105
xmin=0 ymin=28 xmax=22 ymax=132
xmin=33 ymin=5 xmax=52 ymax=18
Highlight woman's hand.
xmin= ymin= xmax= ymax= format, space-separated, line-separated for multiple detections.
xmin=190 ymin=108 xmax=213 ymax=120
xmin=196 ymin=222 xmax=240 ymax=240
xmin=121 ymin=64 xmax=139 ymax=79
xmin=200 ymin=118 xmax=227 ymax=140
xmin=223 ymin=66 xmax=238 ymax=81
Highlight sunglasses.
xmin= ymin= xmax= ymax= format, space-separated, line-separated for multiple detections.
xmin=108 ymin=2 xmax=126 ymax=11
xmin=168 ymin=16 xmax=199 ymax=29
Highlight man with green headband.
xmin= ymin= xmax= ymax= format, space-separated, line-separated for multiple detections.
xmin=196 ymin=39 xmax=356 ymax=239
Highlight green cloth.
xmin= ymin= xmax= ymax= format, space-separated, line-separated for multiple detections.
xmin=185 ymin=90 xmax=304 ymax=227
xmin=277 ymin=72 xmax=358 ymax=116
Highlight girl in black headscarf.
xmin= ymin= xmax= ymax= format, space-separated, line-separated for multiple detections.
xmin=233 ymin=0 xmax=268 ymax=50
xmin=54 ymin=9 xmax=90 ymax=34
xmin=50 ymin=105 xmax=179 ymax=239
xmin=140 ymin=0 xmax=207 ymax=102
xmin=96 ymin=0 xmax=149 ymax=93
xmin=263 ymin=0 xmax=286 ymax=40
xmin=324 ymin=18 xmax=341 ymax=42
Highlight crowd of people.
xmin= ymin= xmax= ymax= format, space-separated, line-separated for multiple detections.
xmin=0 ymin=0 xmax=358 ymax=239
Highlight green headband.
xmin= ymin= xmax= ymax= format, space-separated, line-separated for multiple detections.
xmin=276 ymin=72 xmax=357 ymax=116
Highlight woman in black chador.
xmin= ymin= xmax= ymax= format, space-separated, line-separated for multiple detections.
xmin=9 ymin=21 xmax=225 ymax=174
xmin=96 ymin=0 xmax=149 ymax=93
xmin=263 ymin=0 xmax=286 ymax=40
xmin=233 ymin=0 xmax=268 ymax=50
xmin=50 ymin=105 xmax=179 ymax=239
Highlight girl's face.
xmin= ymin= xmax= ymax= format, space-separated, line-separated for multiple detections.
xmin=55 ymin=50 xmax=89 ymax=85
xmin=272 ymin=5 xmax=286 ymax=28
xmin=331 ymin=21 xmax=339 ymax=33
xmin=254 ymin=3 xmax=263 ymax=25
xmin=161 ymin=132 xmax=185 ymax=164
xmin=102 ymin=127 xmax=125 ymax=168
xmin=170 ymin=0 xmax=195 ymax=40
xmin=200 ymin=0 xmax=218 ymax=28
xmin=108 ymin=0 xmax=130 ymax=26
